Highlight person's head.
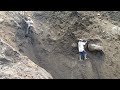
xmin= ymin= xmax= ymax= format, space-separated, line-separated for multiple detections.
xmin=83 ymin=40 xmax=86 ymax=42
xmin=27 ymin=16 xmax=31 ymax=21
xmin=77 ymin=38 xmax=83 ymax=41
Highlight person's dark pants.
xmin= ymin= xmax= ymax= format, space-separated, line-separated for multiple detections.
xmin=79 ymin=51 xmax=87 ymax=60
xmin=25 ymin=26 xmax=34 ymax=37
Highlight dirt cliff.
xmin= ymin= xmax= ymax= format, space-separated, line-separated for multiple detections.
xmin=0 ymin=11 xmax=120 ymax=79
xmin=0 ymin=11 xmax=53 ymax=79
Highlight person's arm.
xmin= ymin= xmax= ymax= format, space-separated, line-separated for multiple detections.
xmin=23 ymin=18 xmax=26 ymax=21
xmin=23 ymin=18 xmax=27 ymax=23
xmin=83 ymin=41 xmax=87 ymax=46
xmin=30 ymin=20 xmax=34 ymax=24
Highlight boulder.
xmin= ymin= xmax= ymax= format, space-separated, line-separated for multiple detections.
xmin=71 ymin=43 xmax=77 ymax=48
xmin=0 ymin=18 xmax=4 ymax=24
xmin=88 ymin=43 xmax=103 ymax=51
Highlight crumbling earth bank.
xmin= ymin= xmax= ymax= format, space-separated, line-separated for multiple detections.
xmin=0 ymin=11 xmax=120 ymax=79
xmin=0 ymin=38 xmax=52 ymax=79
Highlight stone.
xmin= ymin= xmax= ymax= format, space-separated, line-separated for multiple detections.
xmin=71 ymin=43 xmax=77 ymax=48
xmin=97 ymin=13 xmax=100 ymax=16
xmin=88 ymin=43 xmax=103 ymax=51
xmin=0 ymin=18 xmax=4 ymax=24
xmin=112 ymin=26 xmax=120 ymax=34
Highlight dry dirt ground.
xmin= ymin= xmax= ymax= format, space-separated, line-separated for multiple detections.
xmin=0 ymin=11 xmax=120 ymax=79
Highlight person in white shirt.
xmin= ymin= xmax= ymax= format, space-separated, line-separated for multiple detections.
xmin=78 ymin=39 xmax=87 ymax=61
xmin=24 ymin=16 xmax=34 ymax=36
